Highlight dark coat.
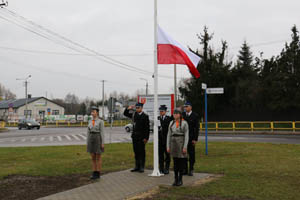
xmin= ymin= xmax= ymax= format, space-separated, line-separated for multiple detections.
xmin=158 ymin=115 xmax=173 ymax=144
xmin=124 ymin=108 xmax=150 ymax=140
xmin=183 ymin=111 xmax=200 ymax=142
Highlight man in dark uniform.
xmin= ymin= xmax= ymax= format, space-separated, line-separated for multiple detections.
xmin=158 ymin=105 xmax=173 ymax=174
xmin=182 ymin=102 xmax=200 ymax=176
xmin=124 ymin=103 xmax=150 ymax=173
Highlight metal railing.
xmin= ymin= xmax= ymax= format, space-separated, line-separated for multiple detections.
xmin=3 ymin=121 xmax=300 ymax=132
xmin=3 ymin=120 xmax=131 ymax=128
xmin=199 ymin=121 xmax=300 ymax=132
xmin=0 ymin=121 xmax=5 ymax=128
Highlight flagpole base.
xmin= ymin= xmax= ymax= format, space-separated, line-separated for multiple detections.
xmin=148 ymin=169 xmax=164 ymax=177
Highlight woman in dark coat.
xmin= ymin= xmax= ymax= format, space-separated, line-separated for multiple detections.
xmin=87 ymin=106 xmax=105 ymax=180
xmin=167 ymin=109 xmax=189 ymax=186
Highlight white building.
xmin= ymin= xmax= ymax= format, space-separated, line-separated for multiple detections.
xmin=0 ymin=97 xmax=65 ymax=122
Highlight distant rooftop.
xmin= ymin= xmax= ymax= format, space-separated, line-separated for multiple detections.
xmin=0 ymin=97 xmax=44 ymax=109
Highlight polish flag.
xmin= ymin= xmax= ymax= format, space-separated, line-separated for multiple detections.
xmin=157 ymin=25 xmax=201 ymax=78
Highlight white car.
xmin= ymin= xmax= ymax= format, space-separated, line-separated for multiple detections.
xmin=124 ymin=122 xmax=154 ymax=133
xmin=125 ymin=123 xmax=133 ymax=132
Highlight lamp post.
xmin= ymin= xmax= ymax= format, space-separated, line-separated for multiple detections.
xmin=140 ymin=78 xmax=148 ymax=95
xmin=17 ymin=75 xmax=31 ymax=118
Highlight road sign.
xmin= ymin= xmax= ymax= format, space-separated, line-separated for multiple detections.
xmin=206 ymin=88 xmax=224 ymax=94
xmin=138 ymin=94 xmax=175 ymax=121
xmin=202 ymin=83 xmax=207 ymax=89
xmin=108 ymin=97 xmax=116 ymax=114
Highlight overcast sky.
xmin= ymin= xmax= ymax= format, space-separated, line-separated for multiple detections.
xmin=0 ymin=0 xmax=299 ymax=101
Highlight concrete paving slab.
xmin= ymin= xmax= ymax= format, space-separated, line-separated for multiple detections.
xmin=38 ymin=169 xmax=211 ymax=200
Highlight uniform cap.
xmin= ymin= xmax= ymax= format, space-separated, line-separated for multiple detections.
xmin=159 ymin=105 xmax=167 ymax=111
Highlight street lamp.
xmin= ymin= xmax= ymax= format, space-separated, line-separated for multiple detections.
xmin=140 ymin=78 xmax=148 ymax=95
xmin=17 ymin=75 xmax=31 ymax=118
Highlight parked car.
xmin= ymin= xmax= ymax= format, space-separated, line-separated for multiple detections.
xmin=124 ymin=122 xmax=154 ymax=133
xmin=18 ymin=119 xmax=40 ymax=130
xmin=125 ymin=123 xmax=133 ymax=132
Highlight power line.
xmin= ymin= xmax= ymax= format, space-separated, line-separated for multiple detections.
xmin=0 ymin=45 xmax=153 ymax=57
xmin=0 ymin=9 xmax=175 ymax=79
xmin=0 ymin=8 xmax=154 ymax=75
xmin=0 ymin=55 xmax=142 ymax=88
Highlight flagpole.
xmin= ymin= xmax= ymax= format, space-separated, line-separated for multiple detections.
xmin=149 ymin=0 xmax=162 ymax=177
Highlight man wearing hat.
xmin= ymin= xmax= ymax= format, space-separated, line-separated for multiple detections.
xmin=182 ymin=102 xmax=200 ymax=176
xmin=158 ymin=105 xmax=173 ymax=174
xmin=124 ymin=102 xmax=150 ymax=173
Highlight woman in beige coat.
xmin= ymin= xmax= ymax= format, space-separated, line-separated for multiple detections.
xmin=167 ymin=109 xmax=189 ymax=186
xmin=87 ymin=106 xmax=105 ymax=180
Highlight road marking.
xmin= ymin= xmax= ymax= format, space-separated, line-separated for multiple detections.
xmin=77 ymin=134 xmax=87 ymax=140
xmin=57 ymin=136 xmax=62 ymax=141
xmin=71 ymin=135 xmax=80 ymax=141
xmin=49 ymin=136 xmax=53 ymax=142
xmin=21 ymin=138 xmax=26 ymax=142
xmin=64 ymin=135 xmax=72 ymax=141
xmin=40 ymin=137 xmax=45 ymax=141
xmin=31 ymin=137 xmax=37 ymax=142
xmin=10 ymin=139 xmax=16 ymax=142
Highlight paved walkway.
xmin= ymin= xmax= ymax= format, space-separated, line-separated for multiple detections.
xmin=38 ymin=169 xmax=211 ymax=200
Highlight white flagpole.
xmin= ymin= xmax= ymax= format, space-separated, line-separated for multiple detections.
xmin=150 ymin=0 xmax=162 ymax=177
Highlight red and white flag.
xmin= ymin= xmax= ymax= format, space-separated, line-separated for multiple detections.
xmin=157 ymin=25 xmax=201 ymax=78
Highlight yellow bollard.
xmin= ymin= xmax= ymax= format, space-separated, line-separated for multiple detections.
xmin=233 ymin=122 xmax=236 ymax=132
xmin=270 ymin=122 xmax=274 ymax=132
xmin=251 ymin=122 xmax=254 ymax=132
xmin=293 ymin=122 xmax=296 ymax=133
xmin=216 ymin=122 xmax=218 ymax=132
xmin=56 ymin=121 xmax=58 ymax=127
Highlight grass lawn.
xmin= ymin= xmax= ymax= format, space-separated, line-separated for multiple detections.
xmin=1 ymin=142 xmax=300 ymax=200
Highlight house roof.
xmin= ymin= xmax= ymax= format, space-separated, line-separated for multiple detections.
xmin=0 ymin=97 xmax=63 ymax=109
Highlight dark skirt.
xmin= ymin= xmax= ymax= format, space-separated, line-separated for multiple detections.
xmin=87 ymin=133 xmax=103 ymax=154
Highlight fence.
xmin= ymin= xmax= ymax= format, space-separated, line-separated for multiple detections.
xmin=4 ymin=121 xmax=300 ymax=132
xmin=0 ymin=121 xmax=5 ymax=128
xmin=200 ymin=121 xmax=300 ymax=132
xmin=4 ymin=120 xmax=131 ymax=128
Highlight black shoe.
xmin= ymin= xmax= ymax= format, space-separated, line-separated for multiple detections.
xmin=172 ymin=172 xmax=178 ymax=186
xmin=139 ymin=160 xmax=145 ymax=173
xmin=90 ymin=171 xmax=98 ymax=180
xmin=139 ymin=167 xmax=144 ymax=173
xmin=163 ymin=169 xmax=169 ymax=174
xmin=131 ymin=167 xmax=139 ymax=172
xmin=177 ymin=173 xmax=183 ymax=186
xmin=188 ymin=170 xmax=194 ymax=176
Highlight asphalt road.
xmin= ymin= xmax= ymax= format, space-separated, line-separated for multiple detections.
xmin=0 ymin=127 xmax=300 ymax=147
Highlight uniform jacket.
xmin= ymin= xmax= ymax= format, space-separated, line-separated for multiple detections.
xmin=167 ymin=120 xmax=189 ymax=158
xmin=158 ymin=115 xmax=173 ymax=144
xmin=183 ymin=111 xmax=200 ymax=142
xmin=87 ymin=118 xmax=105 ymax=145
xmin=124 ymin=108 xmax=150 ymax=140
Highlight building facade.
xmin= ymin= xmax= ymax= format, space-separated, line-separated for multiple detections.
xmin=0 ymin=97 xmax=65 ymax=122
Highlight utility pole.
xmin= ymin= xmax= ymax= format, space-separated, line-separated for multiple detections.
xmin=101 ymin=80 xmax=106 ymax=119
xmin=17 ymin=75 xmax=31 ymax=118
xmin=140 ymin=78 xmax=148 ymax=95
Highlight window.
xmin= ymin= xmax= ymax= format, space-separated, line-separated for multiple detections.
xmin=24 ymin=110 xmax=32 ymax=116
xmin=52 ymin=110 xmax=59 ymax=115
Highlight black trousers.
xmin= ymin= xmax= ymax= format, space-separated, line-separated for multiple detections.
xmin=173 ymin=157 xmax=185 ymax=172
xmin=132 ymin=137 xmax=146 ymax=166
xmin=158 ymin=141 xmax=170 ymax=170
xmin=184 ymin=142 xmax=196 ymax=171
